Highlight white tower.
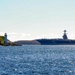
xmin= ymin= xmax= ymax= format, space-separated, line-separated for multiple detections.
xmin=4 ymin=33 xmax=8 ymax=44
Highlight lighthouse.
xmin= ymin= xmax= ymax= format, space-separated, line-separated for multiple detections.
xmin=4 ymin=33 xmax=8 ymax=44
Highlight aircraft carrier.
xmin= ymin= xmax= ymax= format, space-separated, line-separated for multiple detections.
xmin=37 ymin=30 xmax=75 ymax=45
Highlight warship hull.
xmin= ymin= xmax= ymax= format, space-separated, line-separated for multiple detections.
xmin=37 ymin=39 xmax=75 ymax=45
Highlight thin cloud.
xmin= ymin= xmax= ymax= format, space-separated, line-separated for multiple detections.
xmin=7 ymin=32 xmax=31 ymax=41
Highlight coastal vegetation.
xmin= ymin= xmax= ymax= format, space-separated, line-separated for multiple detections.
xmin=0 ymin=36 xmax=4 ymax=45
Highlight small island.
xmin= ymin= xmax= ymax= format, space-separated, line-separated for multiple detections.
xmin=0 ymin=33 xmax=21 ymax=46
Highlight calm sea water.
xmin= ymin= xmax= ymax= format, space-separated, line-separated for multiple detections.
xmin=0 ymin=45 xmax=75 ymax=75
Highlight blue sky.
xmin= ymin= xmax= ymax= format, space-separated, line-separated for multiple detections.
xmin=0 ymin=0 xmax=75 ymax=41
